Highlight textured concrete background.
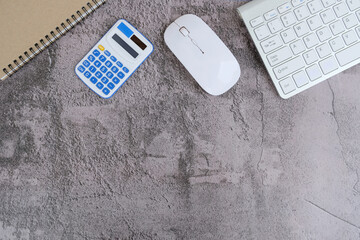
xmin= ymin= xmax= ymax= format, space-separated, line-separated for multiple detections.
xmin=1 ymin=0 xmax=360 ymax=239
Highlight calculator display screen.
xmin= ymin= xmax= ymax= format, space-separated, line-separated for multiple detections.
xmin=112 ymin=34 xmax=139 ymax=58
xmin=131 ymin=35 xmax=147 ymax=50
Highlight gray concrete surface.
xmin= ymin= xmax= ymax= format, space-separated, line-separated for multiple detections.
xmin=1 ymin=0 xmax=360 ymax=239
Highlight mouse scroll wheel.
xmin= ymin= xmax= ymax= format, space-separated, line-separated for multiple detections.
xmin=179 ymin=27 xmax=190 ymax=37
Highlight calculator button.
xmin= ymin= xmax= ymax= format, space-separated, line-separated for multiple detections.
xmin=116 ymin=61 xmax=123 ymax=68
xmin=123 ymin=67 xmax=129 ymax=73
xmin=101 ymin=77 xmax=109 ymax=84
xmin=89 ymin=66 xmax=96 ymax=73
xmin=112 ymin=77 xmax=120 ymax=84
xmin=88 ymin=55 xmax=95 ymax=62
xmin=90 ymin=77 xmax=97 ymax=84
xmin=100 ymin=66 xmax=108 ymax=73
xmin=117 ymin=72 xmax=125 ymax=79
xmin=102 ymin=88 xmax=110 ymax=95
xmin=95 ymin=71 xmax=103 ymax=78
xmin=99 ymin=55 xmax=106 ymax=62
xmin=93 ymin=50 xmax=100 ymax=57
xmin=111 ymin=66 xmax=119 ymax=73
xmin=94 ymin=60 xmax=101 ymax=68
xmin=104 ymin=50 xmax=111 ymax=56
xmin=98 ymin=45 xmax=105 ymax=51
xmin=106 ymin=72 xmax=114 ymax=79
xmin=110 ymin=56 xmax=117 ymax=62
xmin=83 ymin=60 xmax=90 ymax=67
xmin=77 ymin=66 xmax=85 ymax=73
xmin=105 ymin=61 xmax=113 ymax=68
xmin=107 ymin=82 xmax=115 ymax=90
xmin=96 ymin=82 xmax=104 ymax=89
xmin=84 ymin=71 xmax=91 ymax=78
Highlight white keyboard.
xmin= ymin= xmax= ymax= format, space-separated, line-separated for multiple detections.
xmin=237 ymin=0 xmax=360 ymax=99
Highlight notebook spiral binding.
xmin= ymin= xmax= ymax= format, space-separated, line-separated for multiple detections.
xmin=1 ymin=0 xmax=106 ymax=80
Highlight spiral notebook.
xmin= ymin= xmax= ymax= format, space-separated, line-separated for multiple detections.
xmin=0 ymin=0 xmax=106 ymax=81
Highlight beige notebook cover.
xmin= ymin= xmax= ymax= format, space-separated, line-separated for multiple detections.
xmin=0 ymin=0 xmax=106 ymax=81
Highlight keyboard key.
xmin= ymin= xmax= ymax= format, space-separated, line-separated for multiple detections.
xmin=268 ymin=19 xmax=283 ymax=33
xmin=278 ymin=3 xmax=292 ymax=13
xmin=95 ymin=71 xmax=103 ymax=78
xmin=292 ymin=0 xmax=306 ymax=7
xmin=317 ymin=27 xmax=332 ymax=42
xmin=303 ymin=49 xmax=319 ymax=64
xmin=117 ymin=72 xmax=125 ymax=79
xmin=83 ymin=60 xmax=90 ymax=67
xmin=110 ymin=56 xmax=117 ymax=62
xmin=281 ymin=12 xmax=297 ymax=27
xmin=254 ymin=25 xmax=271 ymax=41
xmin=336 ymin=41 xmax=360 ymax=66
xmin=112 ymin=77 xmax=120 ymax=84
xmin=307 ymin=15 xmax=322 ymax=31
xmin=96 ymin=82 xmax=104 ymax=90
xmin=104 ymin=50 xmax=111 ymax=56
xmin=111 ymin=66 xmax=119 ymax=73
xmin=264 ymin=9 xmax=278 ymax=20
xmin=106 ymin=72 xmax=114 ymax=79
xmin=123 ymin=67 xmax=129 ymax=73
xmin=343 ymin=30 xmax=358 ymax=45
xmin=116 ymin=61 xmax=123 ymax=68
xmin=88 ymin=55 xmax=95 ymax=62
xmin=77 ymin=66 xmax=85 ymax=73
xmin=94 ymin=60 xmax=101 ymax=68
xmin=357 ymin=26 xmax=360 ymax=38
xmin=281 ymin=28 xmax=297 ymax=43
xmin=89 ymin=66 xmax=96 ymax=73
xmin=267 ymin=47 xmax=292 ymax=66
xmin=261 ymin=35 xmax=283 ymax=53
xmin=84 ymin=71 xmax=91 ymax=79
xmin=294 ymin=5 xmax=310 ymax=20
xmin=99 ymin=55 xmax=106 ymax=62
xmin=321 ymin=0 xmax=336 ymax=8
xmin=250 ymin=16 xmax=264 ymax=27
xmin=100 ymin=66 xmax=108 ymax=73
xmin=279 ymin=77 xmax=297 ymax=94
xmin=294 ymin=22 xmax=310 ymax=37
xmin=357 ymin=11 xmax=360 ymax=21
xmin=320 ymin=9 xmax=336 ymax=24
xmin=107 ymin=82 xmax=115 ymax=90
xmin=293 ymin=71 xmax=309 ymax=87
xmin=343 ymin=14 xmax=358 ymax=29
xmin=273 ymin=56 xmax=305 ymax=79
xmin=316 ymin=43 xmax=332 ymax=58
xmin=103 ymin=88 xmax=110 ymax=95
xmin=90 ymin=77 xmax=97 ymax=84
xmin=290 ymin=40 xmax=306 ymax=54
xmin=306 ymin=64 xmax=322 ymax=81
xmin=319 ymin=56 xmax=339 ymax=74
xmin=334 ymin=3 xmax=349 ymax=18
xmin=308 ymin=0 xmax=324 ymax=14
xmin=101 ymin=77 xmax=109 ymax=84
xmin=329 ymin=37 xmax=345 ymax=51
xmin=329 ymin=20 xmax=345 ymax=35
xmin=347 ymin=0 xmax=360 ymax=11
xmin=93 ymin=49 xmax=100 ymax=57
xmin=105 ymin=60 xmax=113 ymax=68
xmin=303 ymin=33 xmax=319 ymax=48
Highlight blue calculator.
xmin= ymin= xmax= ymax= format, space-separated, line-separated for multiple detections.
xmin=75 ymin=19 xmax=154 ymax=99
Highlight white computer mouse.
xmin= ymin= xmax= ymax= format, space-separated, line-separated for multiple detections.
xmin=164 ymin=14 xmax=241 ymax=96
